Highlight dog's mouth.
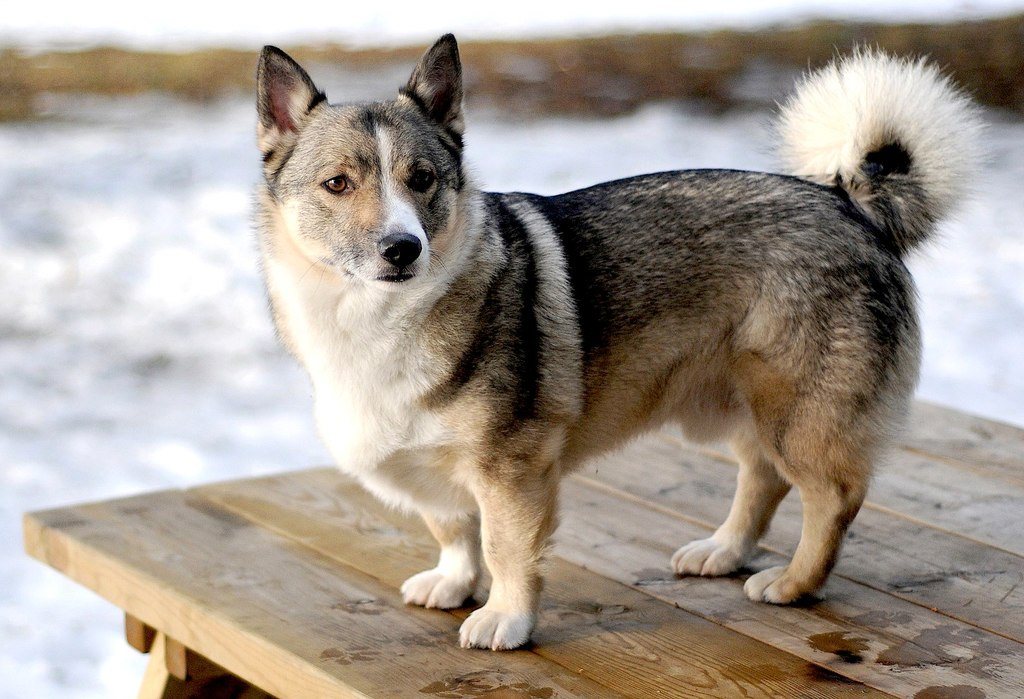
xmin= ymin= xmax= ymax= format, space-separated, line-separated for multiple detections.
xmin=376 ymin=272 xmax=415 ymax=283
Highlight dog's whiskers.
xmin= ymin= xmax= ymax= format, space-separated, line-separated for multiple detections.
xmin=297 ymin=259 xmax=318 ymax=283
xmin=314 ymin=266 xmax=326 ymax=295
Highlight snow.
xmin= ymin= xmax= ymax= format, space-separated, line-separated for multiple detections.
xmin=3 ymin=0 xmax=1024 ymax=50
xmin=2 ymin=88 xmax=1022 ymax=695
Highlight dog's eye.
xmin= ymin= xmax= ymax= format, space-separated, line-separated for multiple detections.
xmin=408 ymin=168 xmax=436 ymax=193
xmin=322 ymin=175 xmax=350 ymax=194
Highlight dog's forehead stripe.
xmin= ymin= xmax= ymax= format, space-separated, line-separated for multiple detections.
xmin=375 ymin=125 xmax=430 ymax=248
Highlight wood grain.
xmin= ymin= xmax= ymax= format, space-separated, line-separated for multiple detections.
xmin=589 ymin=433 xmax=1024 ymax=643
xmin=24 ymin=492 xmax=615 ymax=699
xmin=904 ymin=402 xmax=1024 ymax=486
xmin=198 ymin=470 xmax=887 ymax=698
xmin=560 ymin=475 xmax=1024 ymax=699
xmin=667 ymin=430 xmax=1024 ymax=557
xmin=24 ymin=397 xmax=1024 ymax=699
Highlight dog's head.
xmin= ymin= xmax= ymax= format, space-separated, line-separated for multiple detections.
xmin=256 ymin=35 xmax=470 ymax=288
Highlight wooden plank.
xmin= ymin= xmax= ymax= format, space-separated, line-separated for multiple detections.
xmin=674 ymin=432 xmax=1024 ymax=557
xmin=23 ymin=492 xmax=615 ymax=699
xmin=559 ymin=475 xmax=1024 ymax=699
xmin=849 ymin=449 xmax=1024 ymax=556
xmin=591 ymin=434 xmax=1024 ymax=642
xmin=904 ymin=402 xmax=1024 ymax=486
xmin=198 ymin=470 xmax=888 ymax=698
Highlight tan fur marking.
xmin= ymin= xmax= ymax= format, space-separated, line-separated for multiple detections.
xmin=732 ymin=351 xmax=798 ymax=459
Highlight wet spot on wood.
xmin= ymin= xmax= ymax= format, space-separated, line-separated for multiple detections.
xmin=419 ymin=670 xmax=554 ymax=697
xmin=876 ymin=639 xmax=945 ymax=667
xmin=850 ymin=610 xmax=913 ymax=628
xmin=807 ymin=631 xmax=869 ymax=664
xmin=876 ymin=625 xmax=1000 ymax=677
xmin=632 ymin=567 xmax=675 ymax=586
xmin=802 ymin=663 xmax=860 ymax=684
xmin=319 ymin=646 xmax=379 ymax=665
xmin=332 ymin=598 xmax=386 ymax=615
xmin=563 ymin=601 xmax=629 ymax=615
xmin=913 ymin=685 xmax=986 ymax=699
xmin=889 ymin=570 xmax=1007 ymax=593
xmin=546 ymin=598 xmax=655 ymax=636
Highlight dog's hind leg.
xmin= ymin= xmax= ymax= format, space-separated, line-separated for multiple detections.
xmin=672 ymin=429 xmax=791 ymax=577
xmin=719 ymin=349 xmax=878 ymax=603
xmin=743 ymin=470 xmax=867 ymax=604
xmin=743 ymin=414 xmax=871 ymax=604
xmin=401 ymin=511 xmax=481 ymax=609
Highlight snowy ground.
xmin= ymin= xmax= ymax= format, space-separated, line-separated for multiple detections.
xmin=2 ymin=85 xmax=1022 ymax=696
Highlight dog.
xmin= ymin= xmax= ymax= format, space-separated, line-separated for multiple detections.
xmin=254 ymin=35 xmax=981 ymax=650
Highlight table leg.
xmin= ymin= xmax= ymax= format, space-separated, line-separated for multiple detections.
xmin=133 ymin=630 xmax=275 ymax=698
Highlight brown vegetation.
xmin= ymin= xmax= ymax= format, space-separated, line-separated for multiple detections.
xmin=3 ymin=14 xmax=1023 ymax=121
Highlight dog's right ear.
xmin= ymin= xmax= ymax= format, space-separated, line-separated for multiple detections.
xmin=256 ymin=46 xmax=326 ymax=154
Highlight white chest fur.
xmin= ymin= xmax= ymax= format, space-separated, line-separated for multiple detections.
xmin=264 ymin=251 xmax=472 ymax=516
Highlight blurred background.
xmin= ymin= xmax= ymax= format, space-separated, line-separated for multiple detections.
xmin=3 ymin=1 xmax=1024 ymax=695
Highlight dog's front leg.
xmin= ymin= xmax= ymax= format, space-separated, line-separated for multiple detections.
xmin=402 ymin=511 xmax=481 ymax=609
xmin=459 ymin=462 xmax=558 ymax=650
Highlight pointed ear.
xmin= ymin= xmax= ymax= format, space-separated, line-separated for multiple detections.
xmin=402 ymin=34 xmax=464 ymax=136
xmin=256 ymin=46 xmax=326 ymax=154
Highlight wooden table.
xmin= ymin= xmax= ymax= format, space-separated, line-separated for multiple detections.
xmin=23 ymin=402 xmax=1024 ymax=698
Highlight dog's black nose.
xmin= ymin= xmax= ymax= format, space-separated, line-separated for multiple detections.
xmin=378 ymin=231 xmax=422 ymax=268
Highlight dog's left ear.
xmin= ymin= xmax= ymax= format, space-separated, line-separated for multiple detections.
xmin=402 ymin=34 xmax=464 ymax=137
xmin=256 ymin=46 xmax=326 ymax=154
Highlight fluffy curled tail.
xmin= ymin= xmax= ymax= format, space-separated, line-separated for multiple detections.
xmin=777 ymin=49 xmax=983 ymax=256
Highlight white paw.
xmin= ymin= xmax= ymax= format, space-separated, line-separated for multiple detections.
xmin=401 ymin=568 xmax=475 ymax=609
xmin=458 ymin=606 xmax=536 ymax=650
xmin=744 ymin=565 xmax=804 ymax=604
xmin=671 ymin=537 xmax=747 ymax=577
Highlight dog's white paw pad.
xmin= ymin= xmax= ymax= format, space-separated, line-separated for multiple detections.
xmin=401 ymin=568 xmax=474 ymax=609
xmin=458 ymin=607 xmax=535 ymax=650
xmin=671 ymin=537 xmax=746 ymax=577
xmin=744 ymin=565 xmax=805 ymax=604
